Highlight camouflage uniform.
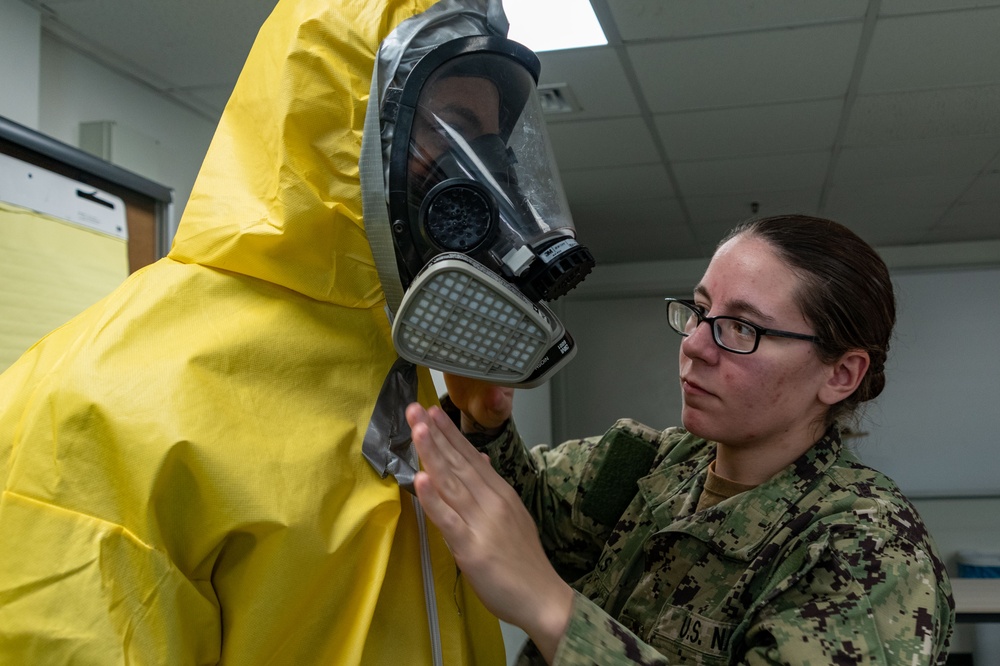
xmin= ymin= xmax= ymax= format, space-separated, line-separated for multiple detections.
xmin=476 ymin=417 xmax=955 ymax=665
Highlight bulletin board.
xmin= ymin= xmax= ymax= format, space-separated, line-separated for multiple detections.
xmin=0 ymin=115 xmax=172 ymax=372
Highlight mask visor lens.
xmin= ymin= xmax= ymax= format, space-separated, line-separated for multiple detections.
xmin=407 ymin=53 xmax=577 ymax=246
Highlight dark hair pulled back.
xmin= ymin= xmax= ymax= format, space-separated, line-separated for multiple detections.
xmin=719 ymin=215 xmax=896 ymax=426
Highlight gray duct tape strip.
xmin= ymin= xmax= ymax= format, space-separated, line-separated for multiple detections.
xmin=362 ymin=357 xmax=420 ymax=493
xmin=360 ymin=70 xmax=404 ymax=316
xmin=486 ymin=0 xmax=509 ymax=35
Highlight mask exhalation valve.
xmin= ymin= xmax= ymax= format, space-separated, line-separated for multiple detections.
xmin=521 ymin=239 xmax=596 ymax=302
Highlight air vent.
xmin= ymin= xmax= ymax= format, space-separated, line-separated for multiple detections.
xmin=537 ymin=83 xmax=580 ymax=115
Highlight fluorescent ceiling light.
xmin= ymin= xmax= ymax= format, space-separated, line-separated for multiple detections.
xmin=504 ymin=0 xmax=608 ymax=53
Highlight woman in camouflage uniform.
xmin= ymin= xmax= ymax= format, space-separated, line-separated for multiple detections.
xmin=406 ymin=214 xmax=955 ymax=665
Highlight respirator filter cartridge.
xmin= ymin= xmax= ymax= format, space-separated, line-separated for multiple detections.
xmin=391 ymin=254 xmax=575 ymax=387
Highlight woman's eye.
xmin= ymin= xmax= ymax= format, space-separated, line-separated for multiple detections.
xmin=731 ymin=321 xmax=755 ymax=339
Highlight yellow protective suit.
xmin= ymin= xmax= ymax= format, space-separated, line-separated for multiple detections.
xmin=0 ymin=0 xmax=505 ymax=663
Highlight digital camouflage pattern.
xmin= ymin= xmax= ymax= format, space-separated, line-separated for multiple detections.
xmin=479 ymin=418 xmax=954 ymax=665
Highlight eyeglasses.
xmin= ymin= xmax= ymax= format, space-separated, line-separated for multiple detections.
xmin=664 ymin=298 xmax=820 ymax=354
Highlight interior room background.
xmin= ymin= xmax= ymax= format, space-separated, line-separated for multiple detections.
xmin=3 ymin=0 xmax=998 ymax=659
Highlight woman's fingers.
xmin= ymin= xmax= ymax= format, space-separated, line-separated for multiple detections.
xmin=419 ymin=406 xmax=520 ymax=514
xmin=406 ymin=404 xmax=574 ymax=654
xmin=407 ymin=405 xmax=488 ymax=521
xmin=412 ymin=469 xmax=462 ymax=535
xmin=431 ymin=408 xmax=529 ymax=511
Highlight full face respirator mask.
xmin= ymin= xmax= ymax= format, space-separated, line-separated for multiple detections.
xmin=380 ymin=35 xmax=595 ymax=387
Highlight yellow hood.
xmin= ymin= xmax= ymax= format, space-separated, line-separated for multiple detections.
xmin=168 ymin=0 xmax=402 ymax=306
xmin=0 ymin=0 xmax=506 ymax=663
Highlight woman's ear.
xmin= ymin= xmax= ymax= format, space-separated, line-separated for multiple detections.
xmin=819 ymin=350 xmax=870 ymax=406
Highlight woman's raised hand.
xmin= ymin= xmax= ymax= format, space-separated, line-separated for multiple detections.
xmin=405 ymin=403 xmax=573 ymax=663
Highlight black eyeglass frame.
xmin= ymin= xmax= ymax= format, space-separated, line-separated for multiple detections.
xmin=664 ymin=298 xmax=820 ymax=354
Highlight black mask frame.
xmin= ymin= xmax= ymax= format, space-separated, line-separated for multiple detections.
xmin=384 ymin=35 xmax=541 ymax=290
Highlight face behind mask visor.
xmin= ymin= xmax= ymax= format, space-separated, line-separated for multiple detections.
xmin=384 ymin=36 xmax=594 ymax=386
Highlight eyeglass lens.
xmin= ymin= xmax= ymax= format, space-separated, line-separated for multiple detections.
xmin=714 ymin=319 xmax=756 ymax=352
xmin=667 ymin=300 xmax=757 ymax=353
xmin=668 ymin=301 xmax=695 ymax=333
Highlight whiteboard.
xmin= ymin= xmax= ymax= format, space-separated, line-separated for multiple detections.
xmin=554 ymin=266 xmax=1000 ymax=498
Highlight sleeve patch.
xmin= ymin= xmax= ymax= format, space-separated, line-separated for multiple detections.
xmin=580 ymin=428 xmax=657 ymax=526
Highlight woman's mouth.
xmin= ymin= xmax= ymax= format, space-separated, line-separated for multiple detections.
xmin=681 ymin=376 xmax=712 ymax=397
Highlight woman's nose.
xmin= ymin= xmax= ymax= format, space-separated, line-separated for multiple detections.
xmin=680 ymin=318 xmax=717 ymax=361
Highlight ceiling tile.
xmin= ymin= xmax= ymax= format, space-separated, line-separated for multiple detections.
xmin=655 ymin=100 xmax=842 ymax=161
xmin=537 ymin=47 xmax=640 ymax=122
xmin=879 ymin=0 xmax=1000 ymax=16
xmin=860 ymin=8 xmax=1000 ymax=93
xmin=930 ymin=203 xmax=1000 ymax=243
xmin=628 ymin=24 xmax=862 ymax=112
xmin=844 ymin=86 xmax=1000 ymax=145
xmin=960 ymin=170 xmax=1000 ymax=203
xmin=606 ymin=0 xmax=867 ymax=41
xmin=546 ymin=117 xmax=659 ymax=169
xmin=672 ymin=152 xmax=830 ymax=197
xmin=921 ymin=225 xmax=1000 ymax=244
xmin=49 ymin=2 xmax=273 ymax=89
xmin=833 ymin=137 xmax=998 ymax=183
xmin=824 ymin=177 xmax=974 ymax=220
xmin=685 ymin=189 xmax=822 ymax=227
xmin=561 ymin=164 xmax=674 ymax=204
xmin=819 ymin=204 xmax=947 ymax=246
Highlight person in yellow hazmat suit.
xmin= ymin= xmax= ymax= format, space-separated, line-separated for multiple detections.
xmin=0 ymin=0 xmax=594 ymax=663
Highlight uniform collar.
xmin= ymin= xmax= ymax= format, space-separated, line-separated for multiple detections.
xmin=638 ymin=427 xmax=843 ymax=561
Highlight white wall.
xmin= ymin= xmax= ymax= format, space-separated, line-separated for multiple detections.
xmin=0 ymin=8 xmax=218 ymax=241
xmin=0 ymin=0 xmax=40 ymax=127
xmin=860 ymin=267 xmax=1000 ymax=497
xmin=37 ymin=31 xmax=218 ymax=238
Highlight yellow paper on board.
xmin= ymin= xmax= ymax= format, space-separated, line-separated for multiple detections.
xmin=0 ymin=201 xmax=129 ymax=371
